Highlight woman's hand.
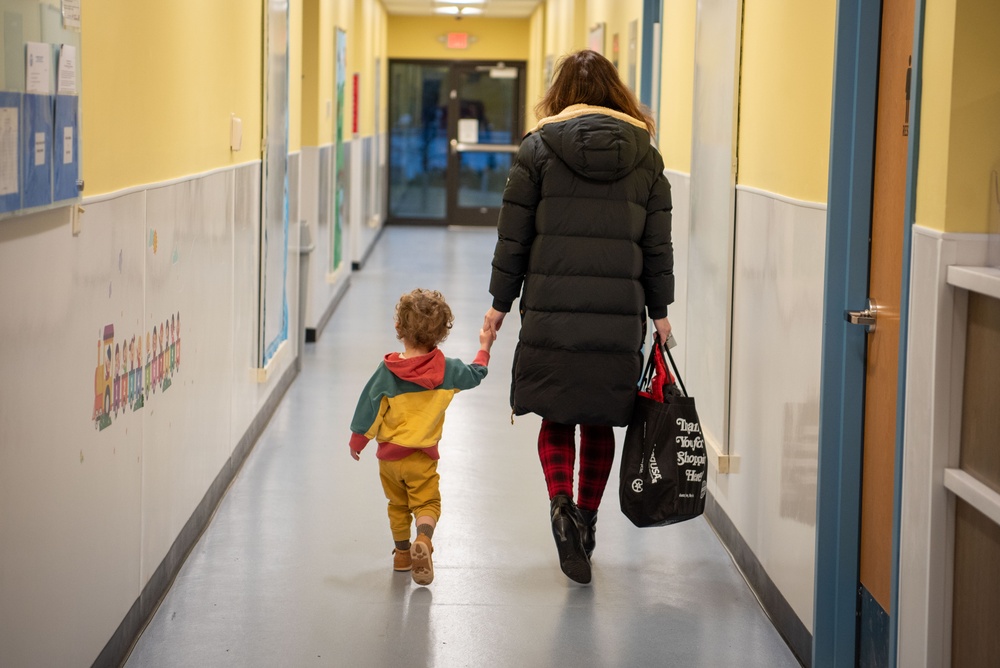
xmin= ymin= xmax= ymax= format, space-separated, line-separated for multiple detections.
xmin=653 ymin=316 xmax=672 ymax=344
xmin=479 ymin=326 xmax=496 ymax=352
xmin=483 ymin=307 xmax=507 ymax=336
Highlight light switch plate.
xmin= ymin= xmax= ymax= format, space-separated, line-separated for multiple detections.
xmin=230 ymin=114 xmax=242 ymax=151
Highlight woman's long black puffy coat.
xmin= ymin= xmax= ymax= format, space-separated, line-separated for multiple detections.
xmin=489 ymin=104 xmax=674 ymax=427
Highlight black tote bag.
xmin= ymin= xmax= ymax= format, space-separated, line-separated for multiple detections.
xmin=619 ymin=335 xmax=707 ymax=527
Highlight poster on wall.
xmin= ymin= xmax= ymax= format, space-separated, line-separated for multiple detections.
xmin=332 ymin=27 xmax=347 ymax=274
xmin=91 ymin=314 xmax=181 ymax=431
xmin=588 ymin=23 xmax=606 ymax=56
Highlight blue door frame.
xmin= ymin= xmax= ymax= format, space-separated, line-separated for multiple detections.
xmin=639 ymin=0 xmax=661 ymax=110
xmin=813 ymin=0 xmax=881 ymax=665
xmin=815 ymin=0 xmax=925 ymax=665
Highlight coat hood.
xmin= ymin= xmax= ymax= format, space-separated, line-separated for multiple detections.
xmin=532 ymin=104 xmax=652 ymax=182
xmin=383 ymin=349 xmax=445 ymax=389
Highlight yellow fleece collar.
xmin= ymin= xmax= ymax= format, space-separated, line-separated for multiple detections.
xmin=530 ymin=104 xmax=648 ymax=133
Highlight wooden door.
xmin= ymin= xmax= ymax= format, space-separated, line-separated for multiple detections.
xmin=858 ymin=0 xmax=914 ymax=631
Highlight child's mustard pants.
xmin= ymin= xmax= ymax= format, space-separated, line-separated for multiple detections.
xmin=378 ymin=452 xmax=441 ymax=542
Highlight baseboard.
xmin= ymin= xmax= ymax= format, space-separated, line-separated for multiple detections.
xmin=705 ymin=494 xmax=812 ymax=667
xmin=93 ymin=362 xmax=299 ymax=668
xmin=351 ymin=222 xmax=386 ymax=271
xmin=310 ymin=274 xmax=351 ymax=343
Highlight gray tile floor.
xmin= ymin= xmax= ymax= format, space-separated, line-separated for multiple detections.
xmin=125 ymin=226 xmax=802 ymax=667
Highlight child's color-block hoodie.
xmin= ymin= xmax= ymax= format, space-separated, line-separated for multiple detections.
xmin=349 ymin=348 xmax=490 ymax=460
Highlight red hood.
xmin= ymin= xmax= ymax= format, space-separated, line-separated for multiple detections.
xmin=384 ymin=348 xmax=445 ymax=389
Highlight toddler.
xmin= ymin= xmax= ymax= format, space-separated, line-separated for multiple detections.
xmin=349 ymin=288 xmax=494 ymax=585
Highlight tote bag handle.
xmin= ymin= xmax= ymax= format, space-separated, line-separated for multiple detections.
xmin=650 ymin=332 xmax=688 ymax=398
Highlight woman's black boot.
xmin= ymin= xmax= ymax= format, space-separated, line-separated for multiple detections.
xmin=578 ymin=508 xmax=598 ymax=558
xmin=549 ymin=494 xmax=591 ymax=584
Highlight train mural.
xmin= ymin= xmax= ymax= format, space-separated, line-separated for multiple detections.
xmin=93 ymin=312 xmax=181 ymax=431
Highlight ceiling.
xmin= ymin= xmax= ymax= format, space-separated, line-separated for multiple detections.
xmin=380 ymin=0 xmax=542 ymax=19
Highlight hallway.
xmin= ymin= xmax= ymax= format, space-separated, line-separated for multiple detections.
xmin=124 ymin=226 xmax=801 ymax=667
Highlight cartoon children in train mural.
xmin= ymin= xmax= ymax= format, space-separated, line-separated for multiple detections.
xmin=93 ymin=312 xmax=181 ymax=430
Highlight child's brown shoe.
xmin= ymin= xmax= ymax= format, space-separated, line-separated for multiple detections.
xmin=393 ymin=548 xmax=412 ymax=572
xmin=410 ymin=535 xmax=434 ymax=585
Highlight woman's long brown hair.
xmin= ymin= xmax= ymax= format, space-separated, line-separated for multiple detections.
xmin=535 ymin=49 xmax=656 ymax=136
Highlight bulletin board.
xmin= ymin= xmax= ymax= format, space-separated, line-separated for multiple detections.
xmin=259 ymin=0 xmax=289 ymax=367
xmin=0 ymin=0 xmax=81 ymax=219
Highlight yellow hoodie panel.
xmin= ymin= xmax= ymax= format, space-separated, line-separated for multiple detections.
xmin=369 ymin=388 xmax=459 ymax=447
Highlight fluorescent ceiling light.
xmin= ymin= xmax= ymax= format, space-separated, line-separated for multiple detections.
xmin=460 ymin=7 xmax=483 ymax=14
xmin=434 ymin=6 xmax=459 ymax=14
xmin=435 ymin=0 xmax=485 ymax=4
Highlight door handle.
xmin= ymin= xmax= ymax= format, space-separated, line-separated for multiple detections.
xmin=450 ymin=138 xmax=519 ymax=154
xmin=844 ymin=298 xmax=878 ymax=333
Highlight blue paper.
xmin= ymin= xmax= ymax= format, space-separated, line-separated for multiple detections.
xmin=0 ymin=91 xmax=20 ymax=214
xmin=53 ymin=95 xmax=78 ymax=202
xmin=22 ymin=93 xmax=52 ymax=208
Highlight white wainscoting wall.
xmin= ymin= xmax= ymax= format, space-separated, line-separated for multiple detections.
xmin=704 ymin=185 xmax=826 ymax=633
xmin=664 ymin=169 xmax=690 ymax=376
xmin=0 ymin=159 xmax=300 ymax=666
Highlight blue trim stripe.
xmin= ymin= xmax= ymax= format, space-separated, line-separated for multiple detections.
xmin=639 ymin=0 xmax=661 ymax=108
xmin=813 ymin=0 xmax=882 ymax=665
xmin=889 ymin=1 xmax=926 ymax=665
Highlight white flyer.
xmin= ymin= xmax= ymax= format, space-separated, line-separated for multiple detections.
xmin=58 ymin=45 xmax=77 ymax=95
xmin=63 ymin=126 xmax=73 ymax=164
xmin=34 ymin=132 xmax=45 ymax=166
xmin=26 ymin=42 xmax=51 ymax=95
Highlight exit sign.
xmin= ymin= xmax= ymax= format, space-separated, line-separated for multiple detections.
xmin=447 ymin=32 xmax=468 ymax=49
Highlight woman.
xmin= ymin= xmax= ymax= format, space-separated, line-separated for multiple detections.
xmin=484 ymin=50 xmax=674 ymax=584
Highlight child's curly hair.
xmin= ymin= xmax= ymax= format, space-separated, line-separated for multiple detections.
xmin=395 ymin=288 xmax=453 ymax=350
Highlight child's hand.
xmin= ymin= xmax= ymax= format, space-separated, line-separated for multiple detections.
xmin=479 ymin=326 xmax=496 ymax=352
xmin=350 ymin=446 xmax=360 ymax=461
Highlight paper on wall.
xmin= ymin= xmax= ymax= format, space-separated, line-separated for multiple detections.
xmin=458 ymin=118 xmax=479 ymax=144
xmin=62 ymin=0 xmax=81 ymax=29
xmin=25 ymin=42 xmax=51 ymax=95
xmin=57 ymin=44 xmax=76 ymax=95
xmin=34 ymin=132 xmax=45 ymax=166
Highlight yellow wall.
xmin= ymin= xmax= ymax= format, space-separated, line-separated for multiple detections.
xmin=586 ymin=0 xmax=644 ymax=97
xmin=526 ymin=6 xmax=547 ymax=128
xmin=915 ymin=0 xmax=957 ymax=232
xmin=658 ymin=0 xmax=696 ymax=172
xmin=354 ymin=0 xmax=383 ymax=138
xmin=736 ymin=0 xmax=836 ymax=203
xmin=302 ymin=0 xmax=338 ymax=147
xmin=543 ymin=0 xmax=587 ymax=63
xmin=937 ymin=0 xmax=1000 ymax=233
xmin=289 ymin=0 xmax=303 ymax=153
xmin=82 ymin=1 xmax=262 ymax=195
xmin=386 ymin=16 xmax=530 ymax=61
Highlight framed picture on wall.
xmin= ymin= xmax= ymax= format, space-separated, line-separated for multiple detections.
xmin=588 ymin=23 xmax=605 ymax=55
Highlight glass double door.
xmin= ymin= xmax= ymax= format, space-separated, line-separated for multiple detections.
xmin=388 ymin=60 xmax=525 ymax=226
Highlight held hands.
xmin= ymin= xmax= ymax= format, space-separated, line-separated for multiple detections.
xmin=483 ymin=307 xmax=506 ymax=336
xmin=479 ymin=326 xmax=496 ymax=352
